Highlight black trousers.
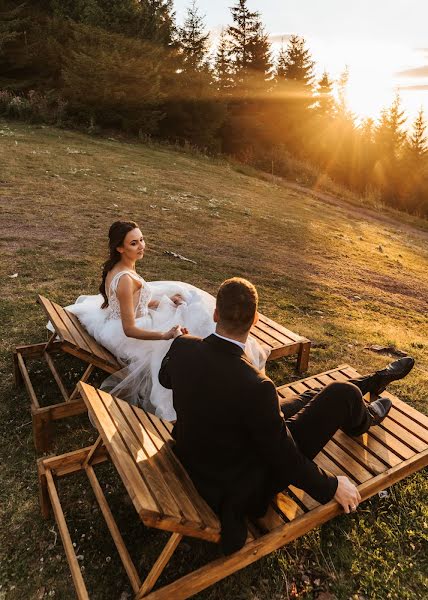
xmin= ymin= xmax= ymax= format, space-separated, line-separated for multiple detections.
xmin=281 ymin=374 xmax=374 ymax=460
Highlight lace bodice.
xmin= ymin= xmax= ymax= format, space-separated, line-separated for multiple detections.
xmin=106 ymin=270 xmax=151 ymax=321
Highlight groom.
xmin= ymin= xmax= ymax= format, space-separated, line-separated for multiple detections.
xmin=158 ymin=277 xmax=414 ymax=554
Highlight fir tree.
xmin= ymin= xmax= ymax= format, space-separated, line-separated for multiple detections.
xmin=138 ymin=0 xmax=176 ymax=47
xmin=315 ymin=70 xmax=335 ymax=117
xmin=375 ymin=95 xmax=407 ymax=160
xmin=227 ymin=0 xmax=271 ymax=88
xmin=275 ymin=37 xmax=288 ymax=81
xmin=214 ymin=28 xmax=234 ymax=93
xmin=178 ymin=0 xmax=210 ymax=71
xmin=0 ymin=1 xmax=24 ymax=53
xmin=281 ymin=34 xmax=314 ymax=87
xmin=407 ymin=108 xmax=427 ymax=159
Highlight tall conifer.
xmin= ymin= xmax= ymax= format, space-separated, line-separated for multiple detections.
xmin=178 ymin=0 xmax=209 ymax=71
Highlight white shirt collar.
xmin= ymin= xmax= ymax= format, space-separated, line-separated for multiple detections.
xmin=213 ymin=332 xmax=246 ymax=351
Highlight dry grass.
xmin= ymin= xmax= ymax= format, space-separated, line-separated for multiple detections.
xmin=1 ymin=120 xmax=427 ymax=600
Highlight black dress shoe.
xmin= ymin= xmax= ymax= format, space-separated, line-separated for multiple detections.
xmin=367 ymin=397 xmax=392 ymax=426
xmin=370 ymin=357 xmax=415 ymax=396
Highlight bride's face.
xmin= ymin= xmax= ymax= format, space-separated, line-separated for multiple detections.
xmin=118 ymin=228 xmax=146 ymax=261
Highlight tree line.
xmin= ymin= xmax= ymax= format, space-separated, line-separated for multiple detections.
xmin=0 ymin=0 xmax=427 ymax=215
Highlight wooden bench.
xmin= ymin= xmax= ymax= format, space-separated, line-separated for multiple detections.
xmin=38 ymin=365 xmax=428 ymax=599
xmin=15 ymin=295 xmax=311 ymax=452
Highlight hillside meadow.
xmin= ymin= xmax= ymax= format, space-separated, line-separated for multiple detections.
xmin=0 ymin=120 xmax=427 ymax=600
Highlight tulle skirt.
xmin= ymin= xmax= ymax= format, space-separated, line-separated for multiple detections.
xmin=65 ymin=281 xmax=270 ymax=421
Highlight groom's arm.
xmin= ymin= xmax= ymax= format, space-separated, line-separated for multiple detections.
xmin=244 ymin=379 xmax=338 ymax=504
xmin=158 ymin=335 xmax=189 ymax=389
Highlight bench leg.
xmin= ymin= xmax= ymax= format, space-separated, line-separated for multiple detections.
xmin=138 ymin=533 xmax=183 ymax=598
xmin=296 ymin=341 xmax=311 ymax=374
xmin=13 ymin=351 xmax=23 ymax=387
xmin=38 ymin=459 xmax=51 ymax=519
xmin=32 ymin=408 xmax=54 ymax=454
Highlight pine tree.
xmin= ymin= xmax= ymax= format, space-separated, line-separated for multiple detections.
xmin=407 ymin=108 xmax=427 ymax=159
xmin=227 ymin=0 xmax=271 ymax=88
xmin=138 ymin=0 xmax=176 ymax=47
xmin=0 ymin=1 xmax=24 ymax=53
xmin=178 ymin=0 xmax=210 ymax=71
xmin=375 ymin=95 xmax=407 ymax=160
xmin=281 ymin=34 xmax=314 ymax=86
xmin=315 ymin=70 xmax=335 ymax=117
xmin=214 ymin=28 xmax=234 ymax=93
xmin=275 ymin=37 xmax=288 ymax=81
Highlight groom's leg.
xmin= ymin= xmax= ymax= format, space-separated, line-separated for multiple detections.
xmin=285 ymin=382 xmax=371 ymax=460
xmin=279 ymin=374 xmax=377 ymax=420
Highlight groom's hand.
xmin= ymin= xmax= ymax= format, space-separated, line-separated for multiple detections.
xmin=334 ymin=476 xmax=361 ymax=513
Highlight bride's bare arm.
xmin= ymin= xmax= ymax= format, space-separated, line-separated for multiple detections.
xmin=116 ymin=276 xmax=180 ymax=341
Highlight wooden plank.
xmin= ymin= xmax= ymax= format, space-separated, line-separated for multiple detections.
xmin=82 ymin=436 xmax=104 ymax=469
xmin=136 ymin=409 xmax=220 ymax=534
xmin=123 ymin=404 xmax=206 ymax=529
xmin=387 ymin=406 xmax=428 ymax=443
xmin=51 ymin=303 xmax=94 ymax=355
xmin=274 ymin=492 xmax=305 ymax=521
xmin=315 ymin=451 xmax=357 ymax=484
xmin=138 ymin=533 xmax=182 ymax=598
xmin=45 ymin=470 xmax=90 ymax=600
xmin=142 ymin=448 xmax=428 ymax=600
xmin=43 ymin=446 xmax=109 ymax=477
xmin=15 ymin=341 xmax=62 ymax=357
xmin=69 ymin=364 xmax=95 ymax=403
xmin=249 ymin=326 xmax=282 ymax=350
xmin=297 ymin=341 xmax=311 ymax=373
xmin=107 ymin=397 xmax=186 ymax=525
xmin=351 ymin=432 xmax=403 ymax=468
xmin=17 ymin=353 xmax=40 ymax=409
xmin=34 ymin=397 xmax=87 ymax=421
xmin=253 ymin=319 xmax=296 ymax=345
xmin=252 ymin=503 xmax=286 ymax=533
xmin=38 ymin=296 xmax=70 ymax=343
xmin=44 ymin=351 xmax=70 ymax=402
xmin=60 ymin=342 xmax=119 ymax=374
xmin=384 ymin=393 xmax=428 ymax=429
xmin=79 ymin=383 xmax=161 ymax=519
xmin=257 ymin=313 xmax=302 ymax=342
xmin=66 ymin=309 xmax=116 ymax=367
xmin=332 ymin=430 xmax=388 ymax=475
xmin=85 ymin=465 xmax=142 ymax=594
xmin=367 ymin=427 xmax=415 ymax=461
xmin=288 ymin=486 xmax=319 ymax=511
xmin=323 ymin=440 xmax=373 ymax=484
xmin=287 ymin=381 xmax=311 ymax=395
xmin=269 ymin=341 xmax=301 ymax=361
xmin=37 ymin=460 xmax=50 ymax=519
xmin=378 ymin=417 xmax=427 ymax=453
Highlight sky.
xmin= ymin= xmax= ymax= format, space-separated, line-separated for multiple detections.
xmin=174 ymin=0 xmax=428 ymax=128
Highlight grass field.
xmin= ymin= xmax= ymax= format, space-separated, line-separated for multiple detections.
xmin=1 ymin=119 xmax=427 ymax=600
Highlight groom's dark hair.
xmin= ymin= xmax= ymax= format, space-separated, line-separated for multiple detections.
xmin=216 ymin=277 xmax=258 ymax=334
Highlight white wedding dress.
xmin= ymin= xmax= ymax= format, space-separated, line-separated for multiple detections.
xmin=65 ymin=271 xmax=270 ymax=421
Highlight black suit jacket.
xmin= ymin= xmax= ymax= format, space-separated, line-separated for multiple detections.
xmin=159 ymin=334 xmax=337 ymax=552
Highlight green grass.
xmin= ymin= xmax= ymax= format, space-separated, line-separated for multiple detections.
xmin=0 ymin=120 xmax=427 ymax=600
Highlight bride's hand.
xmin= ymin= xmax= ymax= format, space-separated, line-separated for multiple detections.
xmin=162 ymin=325 xmax=184 ymax=340
xmin=170 ymin=293 xmax=185 ymax=306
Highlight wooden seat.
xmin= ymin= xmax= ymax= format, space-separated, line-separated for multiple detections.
xmin=38 ymin=365 xmax=428 ymax=599
xmin=15 ymin=295 xmax=310 ymax=452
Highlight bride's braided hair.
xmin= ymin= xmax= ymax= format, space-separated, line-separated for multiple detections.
xmin=99 ymin=220 xmax=139 ymax=309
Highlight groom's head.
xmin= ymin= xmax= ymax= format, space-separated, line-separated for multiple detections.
xmin=214 ymin=277 xmax=258 ymax=337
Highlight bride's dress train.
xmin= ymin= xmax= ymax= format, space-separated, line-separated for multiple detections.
xmin=65 ymin=273 xmax=270 ymax=421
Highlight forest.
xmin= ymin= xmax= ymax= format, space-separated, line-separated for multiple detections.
xmin=1 ymin=0 xmax=427 ymax=215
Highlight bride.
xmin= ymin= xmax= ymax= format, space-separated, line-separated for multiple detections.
xmin=66 ymin=220 xmax=270 ymax=421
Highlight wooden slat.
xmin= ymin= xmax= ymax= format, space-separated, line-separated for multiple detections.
xmin=116 ymin=400 xmax=204 ymax=530
xmin=17 ymin=353 xmax=40 ymax=409
xmin=138 ymin=410 xmax=220 ymax=534
xmin=85 ymin=465 xmax=142 ymax=594
xmin=384 ymin=392 xmax=428 ymax=430
xmin=288 ymin=486 xmax=319 ymax=511
xmin=53 ymin=304 xmax=94 ymax=355
xmin=106 ymin=395 xmax=183 ymax=523
xmin=44 ymin=351 xmax=70 ymax=402
xmin=38 ymin=296 xmax=71 ymax=344
xmin=388 ymin=406 xmax=428 ymax=444
xmin=351 ymin=432 xmax=403 ymax=467
xmin=378 ymin=417 xmax=427 ymax=453
xmin=323 ymin=440 xmax=374 ymax=484
xmin=45 ymin=470 xmax=89 ymax=600
xmin=275 ymin=492 xmax=305 ymax=521
xmin=79 ymin=383 xmax=161 ymax=520
xmin=332 ymin=430 xmax=387 ymax=475
xmin=258 ymin=313 xmax=302 ymax=342
xmin=254 ymin=319 xmax=296 ymax=345
xmin=66 ymin=309 xmax=115 ymax=366
xmin=315 ymin=451 xmax=357 ymax=483
xmin=138 ymin=533 xmax=182 ymax=597
xmin=249 ymin=326 xmax=282 ymax=350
